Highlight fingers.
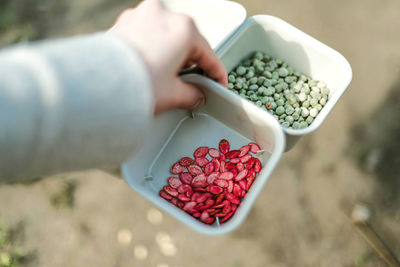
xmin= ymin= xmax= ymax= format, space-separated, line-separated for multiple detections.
xmin=187 ymin=33 xmax=228 ymax=87
xmin=173 ymin=78 xmax=205 ymax=110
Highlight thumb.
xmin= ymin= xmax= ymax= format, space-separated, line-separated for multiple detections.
xmin=174 ymin=78 xmax=205 ymax=110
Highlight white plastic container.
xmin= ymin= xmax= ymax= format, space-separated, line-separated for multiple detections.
xmin=122 ymin=0 xmax=352 ymax=235
xmin=214 ymin=15 xmax=352 ymax=150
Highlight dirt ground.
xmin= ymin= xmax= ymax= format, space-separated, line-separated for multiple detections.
xmin=0 ymin=0 xmax=400 ymax=266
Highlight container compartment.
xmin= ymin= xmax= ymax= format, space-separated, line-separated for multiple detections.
xmin=122 ymin=75 xmax=284 ymax=235
xmin=215 ymin=15 xmax=352 ymax=150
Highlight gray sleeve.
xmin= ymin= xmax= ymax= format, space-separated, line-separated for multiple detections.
xmin=0 ymin=32 xmax=154 ymax=182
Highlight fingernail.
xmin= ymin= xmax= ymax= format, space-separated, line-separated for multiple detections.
xmin=192 ymin=97 xmax=205 ymax=110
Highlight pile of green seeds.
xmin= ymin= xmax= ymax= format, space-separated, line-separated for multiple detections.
xmin=227 ymin=51 xmax=331 ymax=129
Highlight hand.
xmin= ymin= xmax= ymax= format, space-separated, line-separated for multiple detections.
xmin=109 ymin=0 xmax=228 ymax=115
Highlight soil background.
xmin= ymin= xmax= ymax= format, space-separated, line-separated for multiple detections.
xmin=0 ymin=0 xmax=400 ymax=266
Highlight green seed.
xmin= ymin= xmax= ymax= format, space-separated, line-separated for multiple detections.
xmin=255 ymin=100 xmax=263 ymax=106
xmin=320 ymin=98 xmax=327 ymax=106
xmin=299 ymin=121 xmax=308 ymax=129
xmin=276 ymin=98 xmax=285 ymax=106
xmin=285 ymin=115 xmax=294 ymax=124
xmin=228 ymin=83 xmax=234 ymax=89
xmin=235 ymin=82 xmax=243 ymax=89
xmin=262 ymin=71 xmax=272 ymax=79
xmin=281 ymin=122 xmax=290 ymax=128
xmin=301 ymin=107 xmax=309 ymax=117
xmin=292 ymin=112 xmax=300 ymax=120
xmin=228 ymin=75 xmax=236 ymax=83
xmin=310 ymin=98 xmax=318 ymax=107
xmin=250 ymin=77 xmax=258 ymax=84
xmin=243 ymin=59 xmax=251 ymax=67
xmin=272 ymin=72 xmax=279 ymax=80
xmin=306 ymin=116 xmax=313 ymax=124
xmin=254 ymin=51 xmax=263 ymax=60
xmin=250 ymin=94 xmax=258 ymax=101
xmin=257 ymin=77 xmax=266 ymax=85
xmin=321 ymin=87 xmax=330 ymax=96
xmin=246 ymin=71 xmax=255 ymax=79
xmin=285 ymin=106 xmax=294 ymax=115
xmin=249 ymin=84 xmax=258 ymax=91
xmin=292 ymin=121 xmax=300 ymax=129
xmin=276 ymin=106 xmax=285 ymax=115
xmin=316 ymin=104 xmax=323 ymax=111
xmin=278 ymin=67 xmax=289 ymax=77
xmin=309 ymin=107 xmax=318 ymax=117
xmin=237 ymin=66 xmax=246 ymax=75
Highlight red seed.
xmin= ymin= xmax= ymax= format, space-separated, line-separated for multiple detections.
xmin=191 ymin=174 xmax=207 ymax=188
xmin=246 ymin=158 xmax=256 ymax=169
xmin=179 ymin=157 xmax=194 ymax=166
xmin=254 ymin=158 xmax=262 ymax=173
xmin=185 ymin=188 xmax=194 ymax=198
xmin=230 ymin=158 xmax=240 ymax=164
xmin=236 ymin=162 xmax=245 ymax=172
xmin=249 ymin=142 xmax=261 ymax=153
xmin=225 ymin=162 xmax=236 ymax=170
xmin=204 ymin=162 xmax=214 ymax=176
xmin=188 ymin=164 xmax=203 ymax=176
xmin=168 ymin=176 xmax=182 ymax=189
xmin=186 ymin=208 xmax=198 ymax=214
xmin=215 ymin=213 xmax=227 ymax=217
xmin=211 ymin=158 xmax=220 ymax=172
xmin=225 ymin=193 xmax=240 ymax=204
xmin=208 ymin=185 xmax=223 ymax=194
xmin=220 ymin=211 xmax=234 ymax=223
xmin=208 ymin=148 xmax=220 ymax=158
xmin=194 ymin=187 xmax=207 ymax=192
xmin=204 ymin=217 xmax=215 ymax=224
xmin=194 ymin=146 xmax=209 ymax=158
xmin=159 ymin=190 xmax=173 ymax=200
xmin=171 ymin=162 xmax=185 ymax=174
xmin=231 ymin=204 xmax=238 ymax=212
xmin=247 ymin=168 xmax=255 ymax=178
xmin=195 ymin=157 xmax=209 ymax=167
xmin=240 ymin=154 xmax=252 ymax=163
xmin=214 ymin=179 xmax=229 ymax=188
xmin=238 ymin=179 xmax=247 ymax=190
xmin=218 ymin=139 xmax=230 ymax=154
xmin=222 ymin=203 xmax=232 ymax=214
xmin=191 ymin=192 xmax=201 ymax=202
xmin=246 ymin=173 xmax=255 ymax=191
xmin=231 ymin=168 xmax=238 ymax=178
xmin=241 ymin=190 xmax=246 ymax=197
xmin=177 ymin=184 xmax=191 ymax=194
xmin=207 ymin=172 xmax=219 ymax=184
xmin=171 ymin=197 xmax=179 ymax=206
xmin=193 ymin=212 xmax=201 ymax=218
xmin=196 ymin=193 xmax=211 ymax=203
xmin=179 ymin=172 xmax=193 ymax=184
xmin=220 ymin=154 xmax=226 ymax=162
xmin=219 ymin=171 xmax=234 ymax=180
xmin=200 ymin=211 xmax=210 ymax=222
xmin=164 ymin=185 xmax=179 ymax=197
xmin=226 ymin=150 xmax=240 ymax=159
xmin=227 ymin=180 xmax=233 ymax=192
xmin=239 ymin=145 xmax=250 ymax=157
xmin=177 ymin=201 xmax=185 ymax=209
xmin=220 ymin=161 xmax=226 ymax=172
xmin=205 ymin=198 xmax=215 ymax=206
xmin=183 ymin=201 xmax=197 ymax=211
xmin=235 ymin=169 xmax=248 ymax=181
xmin=178 ymin=194 xmax=190 ymax=202
xmin=233 ymin=183 xmax=242 ymax=197
xmin=215 ymin=193 xmax=224 ymax=204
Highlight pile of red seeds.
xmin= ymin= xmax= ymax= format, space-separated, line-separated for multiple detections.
xmin=159 ymin=139 xmax=262 ymax=225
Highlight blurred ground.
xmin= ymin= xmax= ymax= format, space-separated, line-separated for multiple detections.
xmin=1 ymin=0 xmax=400 ymax=266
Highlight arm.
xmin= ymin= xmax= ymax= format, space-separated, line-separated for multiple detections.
xmin=0 ymin=0 xmax=227 ymax=182
xmin=0 ymin=33 xmax=153 ymax=181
